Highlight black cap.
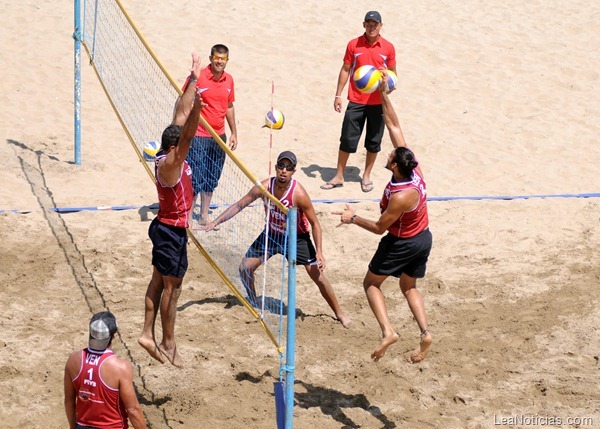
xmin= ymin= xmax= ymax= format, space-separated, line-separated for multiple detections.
xmin=88 ymin=311 xmax=118 ymax=351
xmin=277 ymin=151 xmax=297 ymax=166
xmin=364 ymin=11 xmax=382 ymax=23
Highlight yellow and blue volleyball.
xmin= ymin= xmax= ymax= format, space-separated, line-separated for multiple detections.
xmin=143 ymin=141 xmax=160 ymax=161
xmin=353 ymin=65 xmax=382 ymax=93
xmin=265 ymin=109 xmax=285 ymax=130
xmin=386 ymin=70 xmax=398 ymax=91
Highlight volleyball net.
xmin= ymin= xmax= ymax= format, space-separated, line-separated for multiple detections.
xmin=77 ymin=0 xmax=293 ymax=354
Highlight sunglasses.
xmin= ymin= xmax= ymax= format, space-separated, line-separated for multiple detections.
xmin=212 ymin=55 xmax=229 ymax=62
xmin=276 ymin=162 xmax=295 ymax=171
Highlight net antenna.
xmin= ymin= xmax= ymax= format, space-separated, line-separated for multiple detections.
xmin=259 ymin=80 xmax=276 ymax=315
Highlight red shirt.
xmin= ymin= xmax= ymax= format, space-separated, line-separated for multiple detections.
xmin=72 ymin=349 xmax=128 ymax=429
xmin=266 ymin=177 xmax=310 ymax=235
xmin=344 ymin=34 xmax=396 ymax=105
xmin=155 ymin=154 xmax=194 ymax=228
xmin=183 ymin=65 xmax=235 ymax=137
xmin=380 ymin=169 xmax=429 ymax=238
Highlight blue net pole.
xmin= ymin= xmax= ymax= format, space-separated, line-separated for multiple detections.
xmin=73 ymin=0 xmax=82 ymax=165
xmin=284 ymin=207 xmax=297 ymax=429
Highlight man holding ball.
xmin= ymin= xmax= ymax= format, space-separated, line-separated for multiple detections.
xmin=322 ymin=11 xmax=396 ymax=193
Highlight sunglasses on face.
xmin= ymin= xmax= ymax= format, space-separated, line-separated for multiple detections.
xmin=276 ymin=162 xmax=295 ymax=171
xmin=212 ymin=55 xmax=229 ymax=61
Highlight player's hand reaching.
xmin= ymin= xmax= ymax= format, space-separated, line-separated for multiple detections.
xmin=333 ymin=203 xmax=355 ymax=227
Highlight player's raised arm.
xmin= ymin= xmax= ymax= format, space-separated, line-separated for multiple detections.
xmin=379 ymin=70 xmax=407 ymax=149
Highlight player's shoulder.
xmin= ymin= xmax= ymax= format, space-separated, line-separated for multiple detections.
xmin=105 ymin=354 xmax=133 ymax=373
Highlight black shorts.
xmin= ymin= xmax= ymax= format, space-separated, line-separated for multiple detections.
xmin=368 ymin=229 xmax=432 ymax=278
xmin=339 ymin=102 xmax=384 ymax=153
xmin=245 ymin=230 xmax=317 ymax=266
xmin=148 ymin=217 xmax=189 ymax=278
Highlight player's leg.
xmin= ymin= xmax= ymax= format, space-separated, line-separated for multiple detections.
xmin=304 ymin=264 xmax=351 ymax=328
xmin=199 ymin=135 xmax=227 ymax=223
xmin=322 ymin=103 xmax=365 ymax=188
xmin=239 ymin=256 xmax=262 ymax=303
xmin=363 ymin=269 xmax=399 ymax=362
xmin=138 ymin=266 xmax=165 ymax=364
xmin=362 ymin=104 xmax=385 ymax=191
xmin=400 ymin=273 xmax=432 ymax=364
xmin=158 ymin=275 xmax=183 ymax=368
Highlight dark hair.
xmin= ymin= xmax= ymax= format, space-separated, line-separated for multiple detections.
xmin=211 ymin=44 xmax=229 ymax=56
xmin=161 ymin=124 xmax=183 ymax=151
xmin=393 ymin=147 xmax=419 ymax=178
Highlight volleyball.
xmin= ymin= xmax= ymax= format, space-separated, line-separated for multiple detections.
xmin=143 ymin=141 xmax=160 ymax=160
xmin=386 ymin=70 xmax=398 ymax=91
xmin=353 ymin=65 xmax=382 ymax=93
xmin=264 ymin=109 xmax=285 ymax=130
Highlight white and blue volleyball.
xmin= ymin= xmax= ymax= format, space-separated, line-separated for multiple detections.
xmin=353 ymin=65 xmax=382 ymax=93
xmin=143 ymin=141 xmax=160 ymax=161
xmin=265 ymin=109 xmax=285 ymax=130
xmin=386 ymin=70 xmax=398 ymax=91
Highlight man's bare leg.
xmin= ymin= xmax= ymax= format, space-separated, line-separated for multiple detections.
xmin=138 ymin=267 xmax=165 ymax=364
xmin=306 ymin=265 xmax=351 ymax=328
xmin=408 ymin=330 xmax=432 ymax=364
xmin=400 ymin=274 xmax=432 ymax=364
xmin=239 ymin=257 xmax=262 ymax=303
xmin=364 ymin=271 xmax=399 ymax=362
xmin=361 ymin=150 xmax=378 ymax=189
xmin=198 ymin=191 xmax=214 ymax=226
xmin=322 ymin=150 xmax=350 ymax=187
xmin=158 ymin=275 xmax=183 ymax=368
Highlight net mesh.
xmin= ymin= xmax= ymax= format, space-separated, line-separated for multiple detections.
xmin=80 ymin=0 xmax=290 ymax=351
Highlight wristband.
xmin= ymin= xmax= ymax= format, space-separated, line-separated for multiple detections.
xmin=334 ymin=96 xmax=341 ymax=98
xmin=350 ymin=215 xmax=357 ymax=224
xmin=189 ymin=77 xmax=197 ymax=83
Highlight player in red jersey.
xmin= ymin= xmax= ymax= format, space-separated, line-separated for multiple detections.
xmin=138 ymin=53 xmax=204 ymax=368
xmin=204 ymin=151 xmax=351 ymax=328
xmin=64 ymin=311 xmax=146 ymax=429
xmin=322 ymin=11 xmax=397 ymax=193
xmin=335 ymin=71 xmax=433 ymax=363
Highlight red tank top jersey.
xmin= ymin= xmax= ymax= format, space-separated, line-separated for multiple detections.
xmin=266 ymin=177 xmax=310 ymax=235
xmin=72 ymin=349 xmax=128 ymax=429
xmin=380 ymin=170 xmax=429 ymax=238
xmin=183 ymin=65 xmax=235 ymax=137
xmin=344 ymin=34 xmax=396 ymax=106
xmin=155 ymin=155 xmax=193 ymax=228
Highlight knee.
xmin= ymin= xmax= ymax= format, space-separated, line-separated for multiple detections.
xmin=239 ymin=261 xmax=254 ymax=277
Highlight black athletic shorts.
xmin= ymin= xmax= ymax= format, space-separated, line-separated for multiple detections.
xmin=148 ymin=217 xmax=189 ymax=278
xmin=339 ymin=101 xmax=385 ymax=153
xmin=245 ymin=230 xmax=317 ymax=266
xmin=368 ymin=228 xmax=432 ymax=278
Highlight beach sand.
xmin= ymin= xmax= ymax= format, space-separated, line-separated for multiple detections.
xmin=1 ymin=0 xmax=600 ymax=427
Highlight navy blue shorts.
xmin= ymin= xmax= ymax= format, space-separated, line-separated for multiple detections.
xmin=368 ymin=229 xmax=432 ymax=278
xmin=245 ymin=230 xmax=317 ymax=266
xmin=339 ymin=102 xmax=384 ymax=153
xmin=148 ymin=218 xmax=188 ymax=278
xmin=186 ymin=135 xmax=227 ymax=195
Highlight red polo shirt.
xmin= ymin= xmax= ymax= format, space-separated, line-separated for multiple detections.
xmin=344 ymin=34 xmax=396 ymax=105
xmin=183 ymin=65 xmax=235 ymax=137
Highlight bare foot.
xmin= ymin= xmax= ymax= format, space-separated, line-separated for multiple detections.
xmin=407 ymin=330 xmax=432 ymax=364
xmin=159 ymin=344 xmax=184 ymax=368
xmin=371 ymin=332 xmax=399 ymax=362
xmin=193 ymin=216 xmax=219 ymax=232
xmin=336 ymin=313 xmax=352 ymax=329
xmin=138 ymin=336 xmax=164 ymax=364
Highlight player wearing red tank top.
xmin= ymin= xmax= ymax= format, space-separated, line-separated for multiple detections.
xmin=335 ymin=71 xmax=433 ymax=363
xmin=64 ymin=311 xmax=146 ymax=429
xmin=138 ymin=53 xmax=205 ymax=368
xmin=322 ymin=11 xmax=397 ymax=193
xmin=204 ymin=151 xmax=351 ymax=328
